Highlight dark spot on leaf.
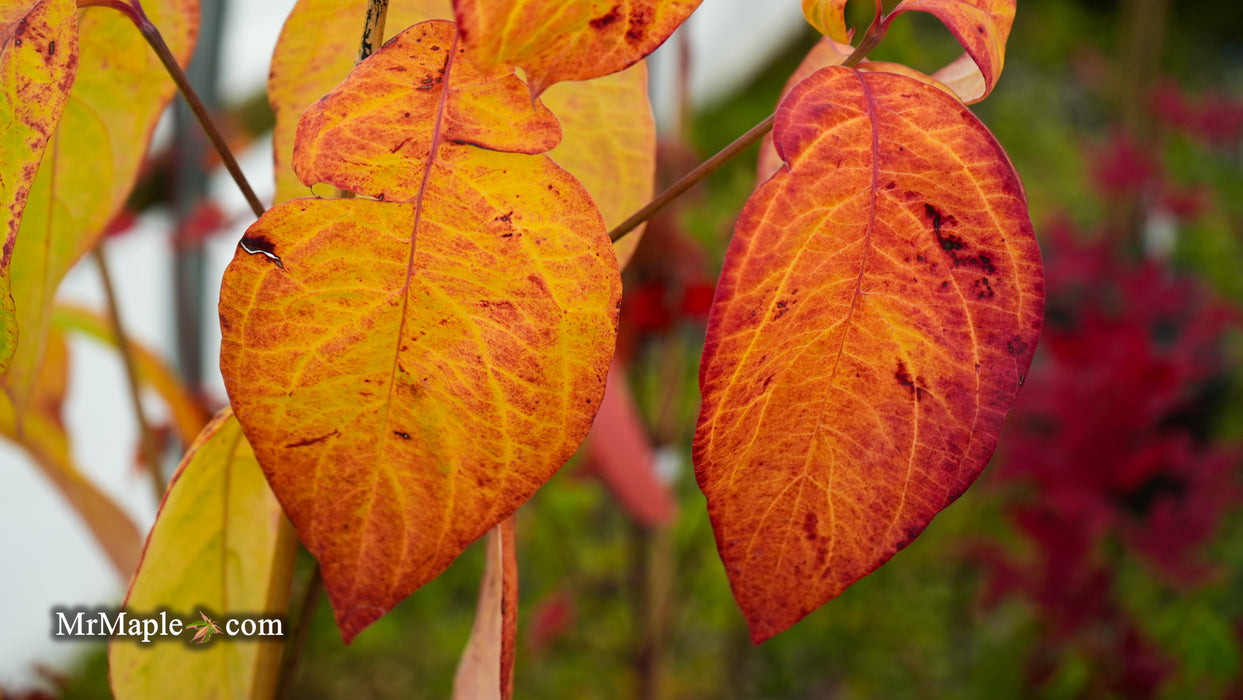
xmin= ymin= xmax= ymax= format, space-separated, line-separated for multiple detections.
xmin=394 ymin=431 xmax=411 ymax=440
xmin=773 ymin=299 xmax=790 ymax=320
xmin=973 ymin=277 xmax=994 ymax=300
xmin=803 ymin=511 xmax=818 ymax=540
xmin=48 ymin=41 xmax=54 ymax=56
xmin=589 ymin=4 xmax=622 ymax=29
xmin=1007 ymin=335 xmax=1030 ymax=356
xmin=885 ymin=181 xmax=896 ymax=189
xmin=285 ymin=430 xmax=340 ymax=448
xmin=895 ymin=359 xmax=925 ymax=400
xmin=924 ymin=203 xmax=963 ymax=251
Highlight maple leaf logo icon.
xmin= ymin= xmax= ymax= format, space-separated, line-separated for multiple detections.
xmin=185 ymin=611 xmax=223 ymax=644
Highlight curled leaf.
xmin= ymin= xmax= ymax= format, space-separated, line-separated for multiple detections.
xmin=453 ymin=0 xmax=702 ymax=97
xmin=883 ymin=0 xmax=1016 ymax=102
xmin=695 ymin=66 xmax=1043 ymax=643
xmin=801 ymin=0 xmax=851 ymax=43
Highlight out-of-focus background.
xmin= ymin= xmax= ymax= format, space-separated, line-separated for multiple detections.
xmin=3 ymin=0 xmax=1242 ymax=697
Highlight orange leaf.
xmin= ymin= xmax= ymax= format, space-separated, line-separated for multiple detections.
xmin=110 ymin=408 xmax=297 ymax=700
xmin=220 ymin=21 xmax=620 ymax=642
xmin=541 ymin=62 xmax=656 ymax=269
xmin=757 ymin=38 xmax=982 ymax=183
xmin=883 ymin=0 xmax=1015 ymax=103
xmin=269 ymin=2 xmax=656 ymax=268
xmin=453 ymin=0 xmax=702 ymax=97
xmin=695 ymin=66 xmax=1043 ymax=643
xmin=292 ymin=22 xmax=560 ymax=200
xmin=267 ymin=0 xmax=454 ymax=204
xmin=452 ymin=516 xmax=518 ymax=700
xmin=3 ymin=0 xmax=197 ymax=415
xmin=0 ymin=0 xmax=78 ymax=376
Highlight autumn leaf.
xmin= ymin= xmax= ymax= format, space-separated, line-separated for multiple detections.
xmin=882 ymin=0 xmax=1016 ymax=103
xmin=694 ymin=66 xmax=1043 ymax=643
xmin=801 ymin=0 xmax=858 ymax=44
xmin=452 ymin=517 xmax=518 ymax=700
xmin=756 ymin=38 xmax=970 ymax=183
xmin=3 ymin=0 xmax=197 ymax=415
xmin=110 ymin=409 xmax=297 ymax=700
xmin=453 ymin=0 xmax=701 ymax=97
xmin=269 ymin=1 xmax=656 ymax=267
xmin=0 ymin=0 xmax=78 ymax=377
xmin=221 ymin=20 xmax=620 ymax=642
xmin=268 ymin=0 xmax=452 ymax=204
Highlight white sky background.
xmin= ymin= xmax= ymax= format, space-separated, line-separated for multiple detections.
xmin=0 ymin=0 xmax=806 ymax=690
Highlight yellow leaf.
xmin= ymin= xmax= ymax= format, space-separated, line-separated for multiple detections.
xmin=454 ymin=0 xmax=702 ymax=96
xmin=224 ymin=18 xmax=619 ymax=645
xmin=801 ymin=0 xmax=851 ymax=43
xmin=52 ymin=304 xmax=210 ymax=448
xmin=1 ymin=0 xmax=78 ymax=376
xmin=109 ymin=409 xmax=297 ymax=700
xmin=3 ymin=0 xmax=197 ymax=414
xmin=542 ymin=62 xmax=655 ymax=269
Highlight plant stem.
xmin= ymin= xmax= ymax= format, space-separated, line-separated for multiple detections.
xmin=278 ymin=562 xmax=323 ymax=700
xmin=608 ymin=114 xmax=775 ymax=243
xmin=92 ymin=246 xmax=167 ymax=500
xmin=356 ymin=0 xmax=391 ymax=64
xmin=607 ymin=23 xmax=885 ymax=246
xmin=81 ymin=0 xmax=266 ymax=219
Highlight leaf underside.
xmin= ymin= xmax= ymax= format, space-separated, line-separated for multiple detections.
xmin=694 ymin=66 xmax=1043 ymax=643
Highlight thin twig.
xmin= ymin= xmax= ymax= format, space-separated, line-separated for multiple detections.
xmin=135 ymin=20 xmax=265 ymax=218
xmin=606 ymin=18 xmax=887 ymax=246
xmin=278 ymin=562 xmax=323 ymax=700
xmin=82 ymin=0 xmax=266 ymax=219
xmin=608 ymin=114 xmax=775 ymax=244
xmin=356 ymin=0 xmax=391 ymax=64
xmin=92 ymin=246 xmax=167 ymax=500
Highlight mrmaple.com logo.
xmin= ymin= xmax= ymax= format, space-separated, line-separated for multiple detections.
xmin=51 ymin=607 xmax=284 ymax=644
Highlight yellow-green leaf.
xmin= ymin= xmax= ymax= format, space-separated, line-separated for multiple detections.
xmin=1 ymin=0 xmax=78 ymax=375
xmin=222 ymin=21 xmax=619 ymax=642
xmin=542 ymin=61 xmax=655 ymax=269
xmin=453 ymin=0 xmax=702 ymax=97
xmin=109 ymin=408 xmax=297 ymax=700
xmin=3 ymin=0 xmax=197 ymax=413
xmin=52 ymin=304 xmax=210 ymax=448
